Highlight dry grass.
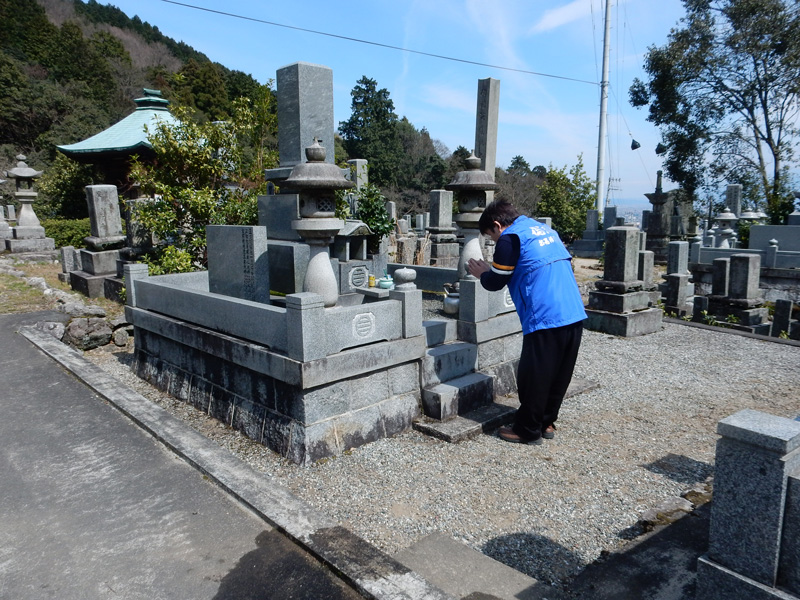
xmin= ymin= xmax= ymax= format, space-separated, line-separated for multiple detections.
xmin=0 ymin=258 xmax=125 ymax=318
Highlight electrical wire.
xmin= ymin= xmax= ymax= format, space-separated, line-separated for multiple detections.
xmin=160 ymin=0 xmax=599 ymax=86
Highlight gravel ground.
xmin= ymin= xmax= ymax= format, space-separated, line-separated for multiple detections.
xmin=84 ymin=321 xmax=800 ymax=590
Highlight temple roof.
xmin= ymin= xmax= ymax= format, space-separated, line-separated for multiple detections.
xmin=57 ymin=89 xmax=178 ymax=161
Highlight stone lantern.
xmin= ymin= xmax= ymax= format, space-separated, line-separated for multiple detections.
xmin=283 ymin=139 xmax=353 ymax=307
xmin=4 ymin=155 xmax=54 ymax=252
xmin=714 ymin=207 xmax=738 ymax=248
xmin=445 ymin=151 xmax=498 ymax=279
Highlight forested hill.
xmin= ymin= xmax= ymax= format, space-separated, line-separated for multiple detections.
xmin=0 ymin=0 xmax=262 ymax=171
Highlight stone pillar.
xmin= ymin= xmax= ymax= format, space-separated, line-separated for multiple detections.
xmin=728 ymin=253 xmax=761 ymax=301
xmin=602 ymin=226 xmax=640 ymax=288
xmin=0 ymin=204 xmax=9 ymax=240
xmin=276 ymin=62 xmax=334 ymax=169
xmin=388 ymin=267 xmax=423 ymax=338
xmin=285 ymin=292 xmax=327 ymax=361
xmin=711 ymin=258 xmax=730 ymax=297
xmin=85 ymin=185 xmax=126 ymax=250
xmin=697 ymin=410 xmax=800 ymax=598
xmin=602 ymin=206 xmax=618 ymax=232
xmin=123 ymin=262 xmax=149 ymax=307
xmin=771 ymin=299 xmax=793 ymax=338
xmin=664 ymin=273 xmax=689 ymax=315
xmin=474 ymin=78 xmax=500 ymax=181
xmin=666 ymin=241 xmax=689 ymax=275
xmin=426 ymin=190 xmax=458 ymax=268
xmin=638 ymin=250 xmax=655 ymax=290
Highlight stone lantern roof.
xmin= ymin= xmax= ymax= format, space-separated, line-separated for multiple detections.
xmin=5 ymin=155 xmax=43 ymax=190
xmin=57 ymin=89 xmax=178 ymax=162
xmin=445 ymin=152 xmax=498 ymax=192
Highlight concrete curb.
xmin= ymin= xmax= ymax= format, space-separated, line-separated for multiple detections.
xmin=19 ymin=326 xmax=456 ymax=600
xmin=663 ymin=317 xmax=800 ymax=347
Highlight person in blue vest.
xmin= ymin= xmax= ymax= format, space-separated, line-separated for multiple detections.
xmin=466 ymin=200 xmax=586 ymax=445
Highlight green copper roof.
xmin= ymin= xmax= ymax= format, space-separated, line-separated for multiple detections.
xmin=57 ymin=89 xmax=178 ymax=159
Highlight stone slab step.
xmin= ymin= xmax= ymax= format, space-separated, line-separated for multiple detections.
xmin=421 ymin=372 xmax=494 ymax=421
xmin=420 ymin=341 xmax=478 ymax=388
xmin=414 ymin=401 xmax=516 ymax=443
xmin=414 ymin=377 xmax=600 ymax=443
xmin=423 ymin=319 xmax=458 ymax=347
xmin=393 ymin=533 xmax=552 ymax=600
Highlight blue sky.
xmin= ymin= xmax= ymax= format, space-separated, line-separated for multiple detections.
xmin=103 ymin=0 xmax=688 ymax=212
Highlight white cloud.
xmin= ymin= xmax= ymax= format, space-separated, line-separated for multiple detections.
xmin=421 ymin=83 xmax=475 ymax=114
xmin=530 ymin=0 xmax=594 ymax=34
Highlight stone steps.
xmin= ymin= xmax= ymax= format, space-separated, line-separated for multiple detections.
xmin=415 ymin=378 xmax=600 ymax=443
xmin=421 ymin=372 xmax=495 ymax=421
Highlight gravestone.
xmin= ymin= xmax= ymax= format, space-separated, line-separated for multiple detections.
xmin=6 ymin=205 xmax=15 ymax=222
xmin=585 ymin=226 xmax=662 ymax=336
xmin=705 ymin=254 xmax=770 ymax=332
xmin=771 ymin=299 xmax=793 ymax=338
xmin=572 ymin=208 xmax=605 ymax=257
xmin=84 ymin=185 xmax=126 ymax=250
xmin=207 ymin=225 xmax=271 ymax=304
xmin=69 ymin=185 xmax=125 ymax=297
xmin=426 ymin=190 xmax=458 ymax=268
xmin=726 ymin=184 xmax=743 ymax=217
xmin=347 ymin=159 xmax=368 ymax=190
xmin=274 ymin=62 xmax=334 ymax=173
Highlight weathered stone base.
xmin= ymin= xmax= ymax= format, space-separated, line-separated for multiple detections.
xmin=584 ymin=307 xmax=663 ymax=337
xmin=131 ymin=322 xmax=423 ymax=465
xmin=5 ymin=237 xmax=55 ymax=253
xmin=70 ymin=270 xmax=112 ymax=299
xmin=696 ymin=556 xmax=797 ymax=600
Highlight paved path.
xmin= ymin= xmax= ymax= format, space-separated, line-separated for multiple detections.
xmin=0 ymin=311 xmax=362 ymax=600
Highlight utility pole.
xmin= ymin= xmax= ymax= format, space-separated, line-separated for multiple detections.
xmin=595 ymin=0 xmax=612 ymax=212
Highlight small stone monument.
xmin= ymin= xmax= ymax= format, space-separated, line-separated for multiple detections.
xmin=69 ymin=185 xmax=126 ymax=298
xmin=4 ymin=155 xmax=55 ymax=253
xmin=584 ymin=226 xmax=663 ymax=336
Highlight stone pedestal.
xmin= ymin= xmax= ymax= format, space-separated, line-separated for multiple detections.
xmin=5 ymin=190 xmax=55 ymax=252
xmin=697 ymin=410 xmax=800 ymax=599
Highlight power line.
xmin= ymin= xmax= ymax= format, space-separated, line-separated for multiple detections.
xmin=161 ymin=0 xmax=599 ymax=86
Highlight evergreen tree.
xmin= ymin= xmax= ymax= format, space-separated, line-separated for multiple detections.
xmin=338 ymin=76 xmax=403 ymax=189
xmin=535 ymin=155 xmax=596 ymax=243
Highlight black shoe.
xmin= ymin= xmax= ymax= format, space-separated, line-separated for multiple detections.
xmin=542 ymin=424 xmax=556 ymax=440
xmin=498 ymin=426 xmax=543 ymax=445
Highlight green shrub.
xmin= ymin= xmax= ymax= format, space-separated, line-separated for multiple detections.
xmin=41 ymin=218 xmax=91 ymax=248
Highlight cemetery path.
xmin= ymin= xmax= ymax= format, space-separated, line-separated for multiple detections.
xmin=0 ymin=311 xmax=364 ymax=600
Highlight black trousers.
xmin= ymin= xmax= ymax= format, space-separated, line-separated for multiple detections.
xmin=513 ymin=320 xmax=583 ymax=441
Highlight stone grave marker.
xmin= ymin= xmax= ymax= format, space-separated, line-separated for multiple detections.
xmin=207 ymin=225 xmax=271 ymax=304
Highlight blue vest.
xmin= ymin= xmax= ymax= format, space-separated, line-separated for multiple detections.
xmin=503 ymin=216 xmax=587 ymax=334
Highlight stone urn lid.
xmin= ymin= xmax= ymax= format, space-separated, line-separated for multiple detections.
xmin=445 ymin=151 xmax=498 ymax=192
xmin=283 ymin=139 xmax=354 ymax=191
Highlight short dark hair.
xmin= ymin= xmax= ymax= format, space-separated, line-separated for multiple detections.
xmin=478 ymin=200 xmax=520 ymax=234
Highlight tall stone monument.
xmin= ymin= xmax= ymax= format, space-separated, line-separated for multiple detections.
xmin=644 ymin=170 xmax=670 ymax=263
xmin=474 ymin=78 xmax=500 ymax=183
